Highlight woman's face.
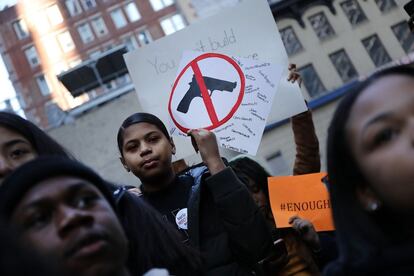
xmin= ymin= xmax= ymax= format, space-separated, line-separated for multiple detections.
xmin=0 ymin=126 xmax=37 ymax=183
xmin=346 ymin=75 xmax=414 ymax=213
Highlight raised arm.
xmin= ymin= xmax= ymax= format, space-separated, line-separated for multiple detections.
xmin=288 ymin=64 xmax=321 ymax=175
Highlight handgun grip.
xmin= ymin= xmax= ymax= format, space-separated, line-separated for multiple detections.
xmin=177 ymin=86 xmax=200 ymax=113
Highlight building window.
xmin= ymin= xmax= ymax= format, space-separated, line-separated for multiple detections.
xmin=91 ymin=17 xmax=108 ymax=37
xmin=57 ymin=31 xmax=75 ymax=53
xmin=36 ymin=74 xmax=51 ymax=96
xmin=138 ymin=29 xmax=152 ymax=45
xmin=362 ymin=34 xmax=392 ymax=67
xmin=266 ymin=151 xmax=290 ymax=176
xmin=80 ymin=0 xmax=96 ymax=11
xmin=298 ymin=64 xmax=326 ymax=98
xmin=12 ymin=19 xmax=29 ymax=40
xmin=280 ymin=26 xmax=303 ymax=56
xmin=375 ymin=0 xmax=397 ymax=13
xmin=160 ymin=14 xmax=185 ymax=35
xmin=122 ymin=35 xmax=138 ymax=51
xmin=329 ymin=49 xmax=358 ymax=83
xmin=149 ymin=0 xmax=174 ymax=12
xmin=340 ymin=0 xmax=367 ymax=26
xmin=24 ymin=46 xmax=40 ymax=67
xmin=392 ymin=21 xmax=414 ymax=54
xmin=65 ymin=0 xmax=82 ymax=16
xmin=110 ymin=8 xmax=127 ymax=29
xmin=46 ymin=4 xmax=64 ymax=26
xmin=308 ymin=12 xmax=335 ymax=41
xmin=125 ymin=2 xmax=141 ymax=22
xmin=77 ymin=23 xmax=95 ymax=44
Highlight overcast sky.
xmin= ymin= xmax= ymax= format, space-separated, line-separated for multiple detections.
xmin=0 ymin=0 xmax=17 ymax=10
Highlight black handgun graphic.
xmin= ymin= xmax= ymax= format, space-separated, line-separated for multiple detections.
xmin=177 ymin=75 xmax=237 ymax=114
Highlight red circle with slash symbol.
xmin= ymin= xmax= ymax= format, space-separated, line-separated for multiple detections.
xmin=168 ymin=53 xmax=245 ymax=133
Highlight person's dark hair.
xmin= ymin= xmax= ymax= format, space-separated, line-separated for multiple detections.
xmin=116 ymin=191 xmax=204 ymax=275
xmin=229 ymin=156 xmax=271 ymax=199
xmin=325 ymin=65 xmax=414 ymax=274
xmin=117 ymin=113 xmax=170 ymax=157
xmin=0 ymin=112 xmax=72 ymax=158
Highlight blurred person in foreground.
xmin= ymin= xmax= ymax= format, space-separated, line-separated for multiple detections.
xmin=325 ymin=65 xmax=414 ymax=275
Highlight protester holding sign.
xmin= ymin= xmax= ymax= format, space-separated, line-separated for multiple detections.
xmin=229 ymin=156 xmax=321 ymax=275
xmin=325 ymin=65 xmax=414 ymax=275
xmin=229 ymin=66 xmax=336 ymax=275
xmin=117 ymin=112 xmax=274 ymax=275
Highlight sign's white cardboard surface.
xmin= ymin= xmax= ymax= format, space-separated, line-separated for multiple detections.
xmin=124 ymin=0 xmax=307 ymax=158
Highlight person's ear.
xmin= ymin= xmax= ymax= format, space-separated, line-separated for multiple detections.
xmin=119 ymin=157 xmax=130 ymax=172
xmin=356 ymin=185 xmax=382 ymax=212
xmin=170 ymin=137 xmax=176 ymax=155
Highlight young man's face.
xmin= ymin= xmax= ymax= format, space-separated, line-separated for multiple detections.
xmin=120 ymin=122 xmax=176 ymax=184
xmin=11 ymin=176 xmax=128 ymax=276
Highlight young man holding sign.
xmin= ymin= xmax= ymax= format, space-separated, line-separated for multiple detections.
xmin=117 ymin=113 xmax=276 ymax=275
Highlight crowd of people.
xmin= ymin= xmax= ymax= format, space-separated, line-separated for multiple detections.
xmin=0 ymin=63 xmax=413 ymax=276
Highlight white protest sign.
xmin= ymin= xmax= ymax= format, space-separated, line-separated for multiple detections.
xmin=168 ymin=51 xmax=284 ymax=155
xmin=124 ymin=0 xmax=307 ymax=158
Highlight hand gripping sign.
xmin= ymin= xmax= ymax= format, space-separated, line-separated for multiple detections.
xmin=169 ymin=53 xmax=245 ymax=133
xmin=168 ymin=51 xmax=284 ymax=155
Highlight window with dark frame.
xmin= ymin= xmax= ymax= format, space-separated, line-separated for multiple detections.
xmin=298 ymin=64 xmax=326 ymax=98
xmin=362 ymin=35 xmax=392 ymax=67
xmin=329 ymin=49 xmax=358 ymax=83
xmin=308 ymin=12 xmax=336 ymax=41
xmin=81 ymin=0 xmax=96 ymax=10
xmin=375 ymin=0 xmax=397 ymax=13
xmin=36 ymin=74 xmax=51 ymax=96
xmin=13 ymin=19 xmax=29 ymax=40
xmin=392 ymin=21 xmax=414 ymax=54
xmin=340 ymin=0 xmax=367 ymax=26
xmin=138 ymin=30 xmax=152 ymax=45
xmin=65 ymin=0 xmax=82 ymax=17
xmin=24 ymin=46 xmax=40 ymax=67
xmin=280 ymin=26 xmax=303 ymax=56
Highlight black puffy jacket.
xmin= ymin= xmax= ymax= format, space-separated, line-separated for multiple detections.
xmin=181 ymin=163 xmax=273 ymax=275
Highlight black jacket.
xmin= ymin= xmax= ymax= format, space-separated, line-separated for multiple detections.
xmin=180 ymin=164 xmax=273 ymax=275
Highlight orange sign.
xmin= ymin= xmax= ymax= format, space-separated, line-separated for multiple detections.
xmin=268 ymin=172 xmax=334 ymax=232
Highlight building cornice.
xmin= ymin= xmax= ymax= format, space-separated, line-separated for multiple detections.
xmin=270 ymin=0 xmax=336 ymax=27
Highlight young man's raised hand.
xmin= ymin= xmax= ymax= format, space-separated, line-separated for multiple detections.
xmin=187 ymin=129 xmax=226 ymax=175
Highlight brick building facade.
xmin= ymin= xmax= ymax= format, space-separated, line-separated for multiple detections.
xmin=0 ymin=0 xmax=187 ymax=127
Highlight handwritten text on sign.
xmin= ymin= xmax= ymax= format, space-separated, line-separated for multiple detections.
xmin=268 ymin=172 xmax=335 ymax=232
xmin=123 ymin=0 xmax=307 ymax=159
xmin=168 ymin=51 xmax=283 ymax=155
